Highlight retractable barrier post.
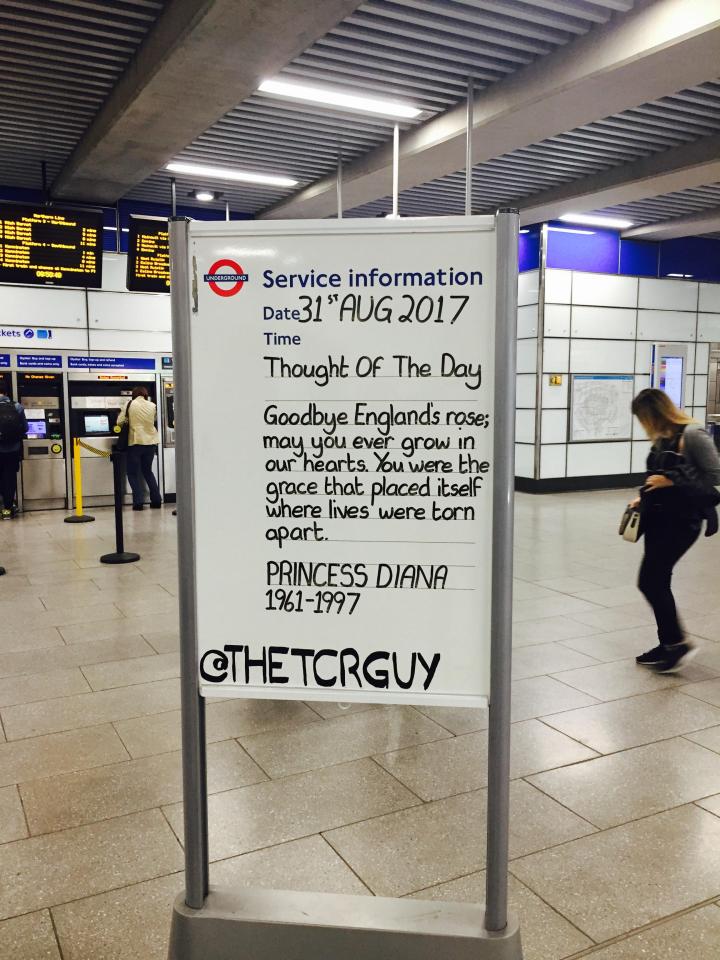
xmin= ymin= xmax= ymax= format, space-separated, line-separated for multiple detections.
xmin=0 ymin=566 xmax=5 ymax=577
xmin=100 ymin=449 xmax=140 ymax=565
xmin=64 ymin=438 xmax=95 ymax=523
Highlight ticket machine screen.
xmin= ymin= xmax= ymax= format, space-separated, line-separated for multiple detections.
xmin=85 ymin=414 xmax=109 ymax=434
xmin=26 ymin=421 xmax=47 ymax=438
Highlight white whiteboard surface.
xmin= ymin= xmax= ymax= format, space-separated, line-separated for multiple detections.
xmin=570 ymin=374 xmax=634 ymax=443
xmin=184 ymin=217 xmax=498 ymax=707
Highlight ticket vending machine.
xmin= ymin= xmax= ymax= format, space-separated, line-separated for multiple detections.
xmin=17 ymin=372 xmax=67 ymax=510
xmin=161 ymin=375 xmax=175 ymax=501
xmin=67 ymin=372 xmax=159 ymax=507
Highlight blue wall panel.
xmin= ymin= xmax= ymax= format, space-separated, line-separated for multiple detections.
xmin=620 ymin=239 xmax=658 ymax=277
xmin=659 ymin=236 xmax=720 ymax=282
xmin=546 ymin=225 xmax=619 ymax=273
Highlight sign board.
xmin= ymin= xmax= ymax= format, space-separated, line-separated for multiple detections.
xmin=0 ymin=355 xmax=9 ymax=367
xmin=0 ymin=204 xmax=103 ymax=288
xmin=570 ymin=374 xmax=634 ymax=443
xmin=16 ymin=354 xmax=63 ymax=369
xmin=126 ymin=216 xmax=170 ymax=293
xmin=68 ymin=356 xmax=156 ymax=370
xmin=182 ymin=218 xmax=497 ymax=707
xmin=651 ymin=343 xmax=688 ymax=409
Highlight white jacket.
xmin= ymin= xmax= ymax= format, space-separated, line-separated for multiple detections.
xmin=118 ymin=397 xmax=159 ymax=446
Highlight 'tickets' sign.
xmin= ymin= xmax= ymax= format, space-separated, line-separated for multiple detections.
xmin=184 ymin=217 xmax=497 ymax=707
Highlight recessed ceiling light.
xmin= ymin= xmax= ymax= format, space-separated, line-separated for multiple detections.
xmin=194 ymin=191 xmax=215 ymax=202
xmin=166 ymin=161 xmax=298 ymax=188
xmin=259 ymin=78 xmax=421 ymax=119
xmin=559 ymin=213 xmax=633 ymax=229
xmin=548 ymin=226 xmax=595 ymax=236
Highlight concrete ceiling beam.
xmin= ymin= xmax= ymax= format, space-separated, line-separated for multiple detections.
xmin=52 ymin=0 xmax=364 ymax=202
xmin=622 ymin=209 xmax=720 ymax=240
xmin=518 ymin=133 xmax=720 ymax=225
xmin=260 ymin=0 xmax=720 ymax=220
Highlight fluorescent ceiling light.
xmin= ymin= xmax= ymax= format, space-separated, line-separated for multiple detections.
xmin=103 ymin=226 xmax=129 ymax=232
xmin=559 ymin=213 xmax=633 ymax=229
xmin=259 ymin=78 xmax=421 ymax=119
xmin=519 ymin=229 xmax=530 ymax=234
xmin=548 ymin=226 xmax=595 ymax=236
xmin=667 ymin=273 xmax=693 ymax=278
xmin=166 ymin=161 xmax=297 ymax=188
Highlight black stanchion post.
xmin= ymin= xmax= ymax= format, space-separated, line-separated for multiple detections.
xmin=100 ymin=450 xmax=140 ymax=565
xmin=0 ymin=566 xmax=5 ymax=576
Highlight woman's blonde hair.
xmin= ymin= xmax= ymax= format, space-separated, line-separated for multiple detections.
xmin=631 ymin=387 xmax=694 ymax=439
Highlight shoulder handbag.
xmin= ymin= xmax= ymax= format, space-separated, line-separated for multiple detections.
xmin=114 ymin=399 xmax=134 ymax=452
xmin=619 ymin=505 xmax=643 ymax=543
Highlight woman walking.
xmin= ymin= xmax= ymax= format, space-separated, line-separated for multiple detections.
xmin=632 ymin=388 xmax=720 ymax=673
xmin=117 ymin=386 xmax=162 ymax=511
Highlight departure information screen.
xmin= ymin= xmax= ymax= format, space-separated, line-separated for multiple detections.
xmin=126 ymin=216 xmax=170 ymax=292
xmin=0 ymin=204 xmax=103 ymax=287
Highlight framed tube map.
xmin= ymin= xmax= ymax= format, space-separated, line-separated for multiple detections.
xmin=569 ymin=374 xmax=634 ymax=443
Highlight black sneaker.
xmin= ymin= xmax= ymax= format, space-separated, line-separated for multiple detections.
xmin=654 ymin=641 xmax=697 ymax=674
xmin=636 ymin=645 xmax=666 ymax=666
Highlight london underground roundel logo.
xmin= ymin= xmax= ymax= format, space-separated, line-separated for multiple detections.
xmin=204 ymin=259 xmax=248 ymax=297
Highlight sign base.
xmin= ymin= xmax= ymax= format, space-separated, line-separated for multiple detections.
xmin=167 ymin=888 xmax=523 ymax=960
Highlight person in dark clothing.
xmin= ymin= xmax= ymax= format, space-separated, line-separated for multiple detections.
xmin=0 ymin=391 xmax=27 ymax=520
xmin=631 ymin=389 xmax=720 ymax=673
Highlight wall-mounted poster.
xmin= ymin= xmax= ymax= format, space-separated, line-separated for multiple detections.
xmin=570 ymin=374 xmax=634 ymax=443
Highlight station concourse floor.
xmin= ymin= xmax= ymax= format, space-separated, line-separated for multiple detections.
xmin=1 ymin=493 xmax=720 ymax=958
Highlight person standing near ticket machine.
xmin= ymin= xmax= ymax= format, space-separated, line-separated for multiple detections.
xmin=0 ymin=391 xmax=27 ymax=520
xmin=117 ymin=387 xmax=162 ymax=511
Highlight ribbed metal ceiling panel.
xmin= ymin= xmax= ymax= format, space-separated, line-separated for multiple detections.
xmin=345 ymin=79 xmax=720 ymax=219
xmin=593 ymin=184 xmax=720 ymax=225
xmin=0 ymin=0 xmax=167 ymax=190
xmin=126 ymin=0 xmax=636 ymax=212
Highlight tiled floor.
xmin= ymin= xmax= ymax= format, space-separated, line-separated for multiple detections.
xmin=1 ymin=491 xmax=720 ymax=959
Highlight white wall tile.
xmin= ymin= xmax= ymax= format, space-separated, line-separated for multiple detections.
xmin=540 ymin=444 xmax=567 ymax=479
xmin=571 ymin=306 xmax=636 ymax=339
xmin=541 ymin=409 xmax=568 ymax=444
xmin=101 ymin=254 xmax=128 ymax=292
xmin=697 ymin=314 xmax=720 ymax=342
xmin=544 ymin=303 xmax=570 ymax=337
xmin=545 ymin=269 xmax=572 ymax=304
xmin=566 ymin=442 xmax=632 ymax=477
xmin=515 ymin=443 xmax=535 ymax=478
xmin=516 ymin=374 xmax=537 ymax=408
xmin=632 ymin=440 xmax=651 ymax=473
xmin=0 ymin=326 xmax=87 ymax=350
xmin=696 ymin=342 xmax=710 ymax=375
xmin=636 ymin=309 xmax=696 ymax=341
xmin=515 ymin=409 xmax=536 ymax=444
xmin=88 ymin=291 xmax=171 ymax=332
xmin=572 ymin=272 xmax=637 ymax=308
xmin=698 ymin=284 xmax=720 ymax=313
xmin=683 ymin=375 xmax=694 ymax=411
xmin=570 ymin=339 xmax=635 ymax=374
xmin=517 ymin=304 xmax=539 ymax=339
xmin=543 ymin=338 xmax=570 ymax=372
xmin=89 ymin=328 xmax=172 ymax=353
xmin=693 ymin=407 xmax=707 ymax=424
xmin=0 ymin=285 xmax=86 ymax=328
xmin=635 ymin=341 xmax=653 ymax=375
xmin=639 ymin=278 xmax=698 ymax=311
xmin=517 ymin=338 xmax=538 ymax=374
xmin=518 ymin=270 xmax=539 ymax=307
xmin=541 ymin=375 xmax=569 ymax=408
xmin=695 ymin=375 xmax=709 ymax=407
xmin=686 ymin=342 xmax=696 ymax=375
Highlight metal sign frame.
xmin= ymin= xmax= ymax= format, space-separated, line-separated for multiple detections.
xmin=167 ymin=210 xmax=522 ymax=960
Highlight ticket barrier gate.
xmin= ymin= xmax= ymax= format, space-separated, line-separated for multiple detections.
xmin=18 ymin=372 xmax=67 ymax=511
xmin=67 ymin=372 xmax=159 ymax=508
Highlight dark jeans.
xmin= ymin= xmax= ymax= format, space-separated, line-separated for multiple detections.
xmin=638 ymin=516 xmax=700 ymax=647
xmin=126 ymin=444 xmax=161 ymax=507
xmin=0 ymin=451 xmax=20 ymax=510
